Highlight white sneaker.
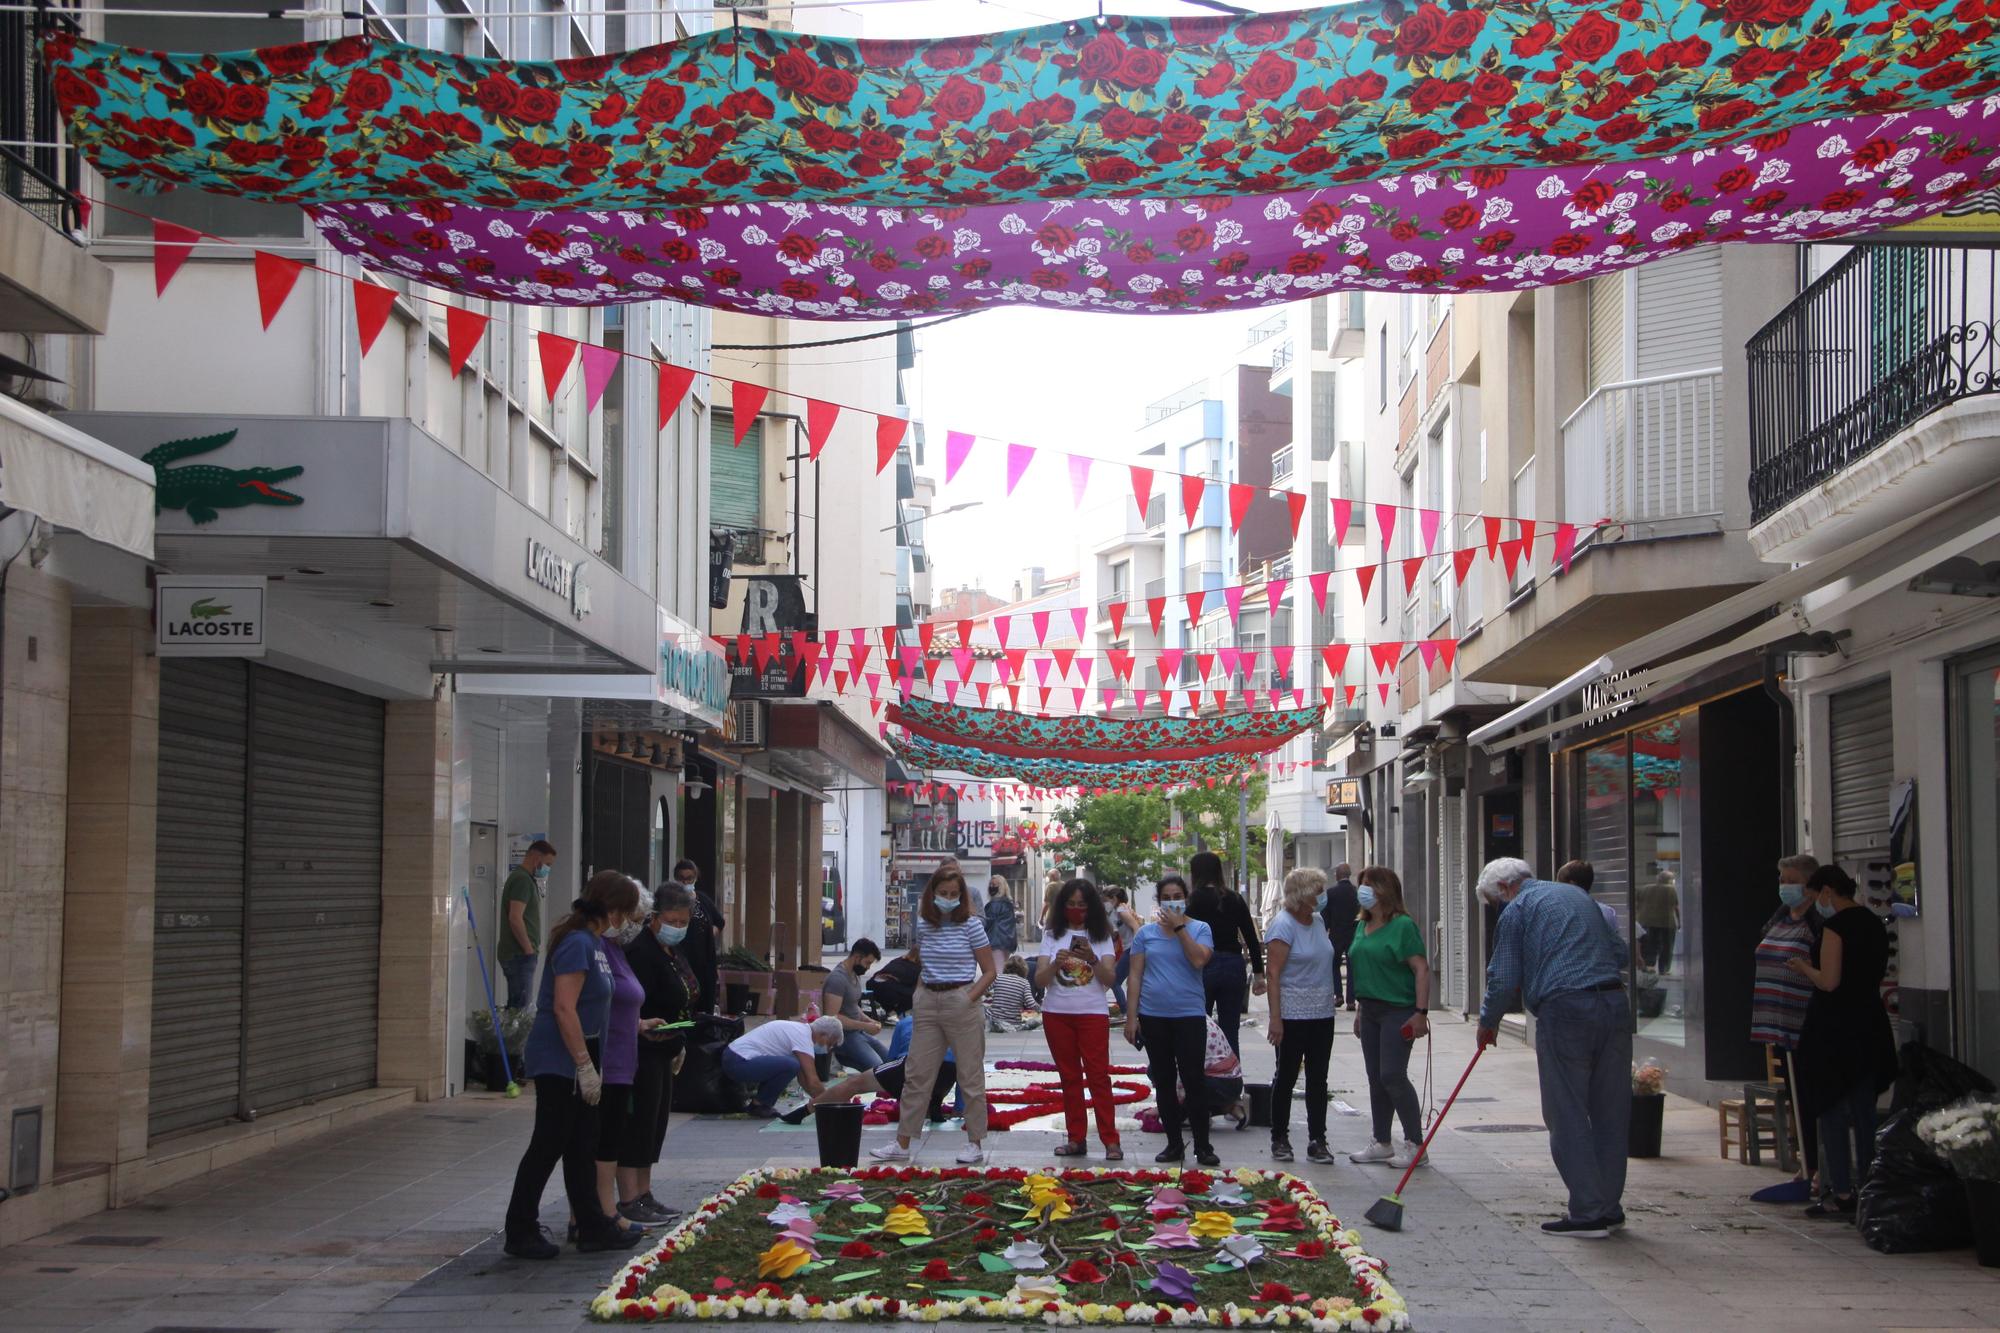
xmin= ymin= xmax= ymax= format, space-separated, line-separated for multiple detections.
xmin=956 ymin=1141 xmax=986 ymax=1165
xmin=869 ymin=1142 xmax=912 ymax=1162
xmin=1349 ymin=1141 xmax=1394 ymax=1164
xmin=1389 ymin=1139 xmax=1428 ymax=1170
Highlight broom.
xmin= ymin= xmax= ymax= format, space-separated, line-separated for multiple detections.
xmin=1363 ymin=1046 xmax=1484 ymax=1232
xmin=463 ymin=886 xmax=522 ymax=1098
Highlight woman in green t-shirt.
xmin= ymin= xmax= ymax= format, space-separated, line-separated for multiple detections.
xmin=1345 ymin=867 xmax=1431 ymax=1171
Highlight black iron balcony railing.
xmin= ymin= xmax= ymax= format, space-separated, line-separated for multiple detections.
xmin=1748 ymin=244 xmax=1999 ymax=523
xmin=1 ymin=5 xmax=82 ymax=236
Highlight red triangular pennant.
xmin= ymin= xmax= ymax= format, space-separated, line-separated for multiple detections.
xmin=1185 ymin=590 xmax=1207 ymax=624
xmin=1181 ymin=473 xmax=1206 ymax=528
xmin=153 ymin=220 xmax=201 ymax=296
xmin=1146 ymin=597 xmax=1167 ymax=637
xmin=538 ymin=332 xmax=580 ymax=400
xmin=1453 ymin=547 xmax=1477 ymax=586
xmin=806 ymin=399 xmax=840 ymax=461
xmin=1228 ymin=483 xmax=1255 ymax=534
xmin=1355 ymin=563 xmax=1377 ymax=604
xmin=1131 ymin=466 xmax=1154 ymax=519
xmin=1286 ymin=490 xmax=1307 ymax=541
xmin=1483 ymin=514 xmax=1502 ymax=557
xmin=1320 ymin=644 xmax=1350 ymax=679
xmin=658 ymin=363 xmax=697 ymax=429
xmin=730 ymin=381 xmax=768 ymax=443
xmin=1402 ymin=556 xmax=1425 ymax=597
xmin=876 ymin=415 xmax=908 ymax=473
xmin=1108 ymin=601 xmax=1127 ymax=638
xmin=446 ymin=306 xmax=490 ymax=377
xmin=353 ymin=281 xmax=397 ymax=358
xmin=1554 ymin=523 xmax=1580 ymax=573
xmin=252 ymin=250 xmax=304 ymax=329
xmin=1437 ymin=639 xmax=1458 ymax=671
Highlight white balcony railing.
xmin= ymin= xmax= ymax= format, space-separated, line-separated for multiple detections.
xmin=1271 ymin=444 xmax=1294 ymax=483
xmin=1560 ymin=368 xmax=1724 ymax=525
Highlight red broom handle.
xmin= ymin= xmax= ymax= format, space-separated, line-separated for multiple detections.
xmin=1388 ymin=1046 xmax=1484 ymax=1196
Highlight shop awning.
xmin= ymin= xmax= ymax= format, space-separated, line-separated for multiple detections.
xmin=0 ymin=395 xmax=152 ymax=559
xmin=1470 ymin=479 xmax=2000 ymax=754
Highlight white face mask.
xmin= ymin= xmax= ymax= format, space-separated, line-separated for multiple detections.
xmin=610 ymin=919 xmax=643 ymax=944
xmin=934 ymin=895 xmax=961 ymax=913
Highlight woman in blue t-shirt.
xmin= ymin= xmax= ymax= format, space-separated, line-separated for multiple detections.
xmin=503 ymin=871 xmax=644 ymax=1260
xmin=1123 ymin=873 xmax=1219 ymax=1165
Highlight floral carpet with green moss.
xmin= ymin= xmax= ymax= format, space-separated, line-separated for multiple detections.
xmin=591 ymin=1165 xmax=1409 ymax=1328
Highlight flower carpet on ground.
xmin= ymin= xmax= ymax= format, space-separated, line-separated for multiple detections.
xmin=589 ymin=1165 xmax=1408 ymax=1328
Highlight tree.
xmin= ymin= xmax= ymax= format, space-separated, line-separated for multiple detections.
xmin=1054 ymin=792 xmax=1171 ymax=888
xmin=1171 ymin=775 xmax=1273 ymax=889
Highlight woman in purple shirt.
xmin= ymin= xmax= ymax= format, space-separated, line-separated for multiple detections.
xmin=585 ymin=874 xmax=655 ymax=1241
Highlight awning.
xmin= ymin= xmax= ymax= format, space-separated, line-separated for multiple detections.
xmin=0 ymin=394 xmax=152 ymax=559
xmin=1470 ymin=479 xmax=2000 ymax=754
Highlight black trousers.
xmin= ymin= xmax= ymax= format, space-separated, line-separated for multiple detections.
xmin=1271 ymin=1015 xmax=1337 ymax=1144
xmin=613 ymin=1044 xmax=676 ymax=1170
xmin=1202 ymin=952 xmax=1249 ymax=1055
xmin=1140 ymin=1014 xmax=1211 ymax=1150
xmin=505 ymin=1041 xmax=616 ymax=1241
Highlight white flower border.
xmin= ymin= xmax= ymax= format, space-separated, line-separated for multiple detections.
xmin=588 ymin=1165 xmax=1410 ymax=1330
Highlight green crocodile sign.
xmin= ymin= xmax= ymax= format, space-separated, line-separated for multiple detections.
xmin=143 ymin=429 xmax=303 ymax=525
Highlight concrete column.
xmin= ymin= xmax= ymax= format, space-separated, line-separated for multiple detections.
xmin=774 ymin=792 xmax=801 ymax=971
xmin=377 ymin=689 xmax=453 ymax=1100
xmin=743 ymin=794 xmax=774 ymax=961
xmin=56 ymin=606 xmax=155 ymax=1174
xmin=546 ymin=699 xmax=582 ymax=899
xmin=800 ymin=798 xmax=824 ymax=969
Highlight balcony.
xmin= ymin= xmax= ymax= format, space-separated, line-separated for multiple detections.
xmin=1747 ymin=245 xmax=2000 ymax=563
xmin=1560 ymin=368 xmax=1724 ymax=528
xmin=1144 ymin=576 xmax=1166 ymax=602
xmin=1144 ymin=494 xmax=1165 ymax=531
xmin=1098 ymin=592 xmax=1129 ymax=623
xmin=0 ymin=5 xmax=108 ymax=335
xmin=1182 ymin=561 xmax=1224 ymax=594
xmin=1270 ymin=339 xmax=1297 ymax=397
xmin=1271 ymin=444 xmax=1294 ymax=484
xmin=1246 ymin=314 xmax=1286 ymax=347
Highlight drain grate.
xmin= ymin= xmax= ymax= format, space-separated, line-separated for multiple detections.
xmin=75 ymin=1235 xmax=162 ymax=1247
xmin=38 ymin=1265 xmax=76 ymax=1273
xmin=1455 ymin=1123 xmax=1547 ymax=1133
xmin=145 ymin=1327 xmax=281 ymax=1333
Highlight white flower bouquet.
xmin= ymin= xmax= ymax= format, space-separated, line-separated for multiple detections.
xmin=1917 ymin=1099 xmax=2000 ymax=1181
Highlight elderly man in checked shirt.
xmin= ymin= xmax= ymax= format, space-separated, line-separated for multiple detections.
xmin=1476 ymin=857 xmax=1631 ymax=1240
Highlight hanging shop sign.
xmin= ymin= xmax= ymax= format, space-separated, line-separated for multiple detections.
xmin=156 ymin=574 xmax=267 ymax=656
xmin=659 ymin=609 xmax=731 ymax=729
xmin=1325 ymin=778 xmax=1363 ymax=814
xmin=731 ymin=574 xmax=813 ymax=699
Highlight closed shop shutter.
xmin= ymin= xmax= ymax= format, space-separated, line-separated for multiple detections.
xmin=1829 ymin=680 xmax=1895 ymax=881
xmin=243 ymin=669 xmax=385 ymax=1115
xmin=710 ymin=411 xmax=763 ymax=533
xmin=1441 ymin=794 xmax=1466 ymax=1011
xmin=149 ymin=660 xmax=249 ymax=1139
xmin=1634 ymin=248 xmax=1724 ymax=378
xmin=470 ymin=718 xmax=501 ymax=826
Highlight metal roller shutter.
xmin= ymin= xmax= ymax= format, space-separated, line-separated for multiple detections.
xmin=243 ymin=669 xmax=386 ymax=1115
xmin=150 ymin=660 xmax=249 ymax=1139
xmin=1587 ymin=275 xmax=1626 ymax=391
xmin=1829 ymin=680 xmax=1895 ymax=883
xmin=1634 ymin=249 xmax=1724 ymax=378
xmin=710 ymin=411 xmax=763 ymax=534
xmin=1441 ymin=794 xmax=1466 ymax=1011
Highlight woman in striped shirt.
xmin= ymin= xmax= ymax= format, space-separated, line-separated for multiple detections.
xmin=1752 ymin=853 xmax=1824 ymax=1191
xmin=871 ymin=860 xmax=996 ymax=1164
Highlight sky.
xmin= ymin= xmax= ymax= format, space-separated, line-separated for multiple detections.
xmin=821 ymin=0 xmax=1296 ymax=594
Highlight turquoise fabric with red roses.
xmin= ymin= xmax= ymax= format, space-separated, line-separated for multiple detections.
xmin=47 ymin=0 xmax=2000 ymax=209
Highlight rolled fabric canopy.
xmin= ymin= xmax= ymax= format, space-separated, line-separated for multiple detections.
xmin=891 ymin=733 xmax=1263 ymax=791
xmin=306 ymin=104 xmax=2000 ymax=315
xmin=48 ymin=0 xmax=2000 ymax=210
xmin=886 ymin=696 xmax=1319 ymax=764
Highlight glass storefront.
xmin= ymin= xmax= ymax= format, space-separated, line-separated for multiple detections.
xmin=1954 ymin=649 xmax=2000 ymax=1078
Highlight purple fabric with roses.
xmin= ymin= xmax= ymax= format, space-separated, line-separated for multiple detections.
xmin=48 ymin=0 xmax=2000 ymax=211
xmin=307 ymin=106 xmax=2000 ymax=316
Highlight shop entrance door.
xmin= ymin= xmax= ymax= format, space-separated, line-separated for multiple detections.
xmin=585 ymin=754 xmax=654 ymax=883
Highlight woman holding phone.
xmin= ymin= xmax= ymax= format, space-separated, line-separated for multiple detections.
xmin=1036 ymin=878 xmax=1122 ymax=1160
xmin=1124 ymin=873 xmax=1219 ymax=1166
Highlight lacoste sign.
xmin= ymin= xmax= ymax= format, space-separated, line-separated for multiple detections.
xmin=527 ymin=538 xmax=591 ymax=620
xmin=156 ymin=575 xmax=267 ymax=657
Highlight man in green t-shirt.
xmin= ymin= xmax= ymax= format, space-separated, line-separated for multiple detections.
xmin=498 ymin=839 xmax=557 ymax=1008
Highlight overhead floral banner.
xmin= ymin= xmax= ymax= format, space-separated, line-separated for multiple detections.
xmin=889 ymin=696 xmax=1318 ymax=763
xmin=893 ymin=733 xmax=1259 ymax=792
xmin=49 ymin=1 xmax=2000 ymax=210
xmin=308 ymin=105 xmax=2000 ymax=314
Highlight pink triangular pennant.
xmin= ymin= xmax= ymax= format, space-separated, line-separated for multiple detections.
xmin=1224 ymin=584 xmax=1245 ymax=626
xmin=993 ymin=615 xmax=1013 ymax=648
xmin=1554 ymin=523 xmax=1580 ymax=573
xmin=806 ymin=399 xmax=840 ymax=461
xmin=1070 ymin=607 xmax=1088 ymax=641
xmin=1006 ymin=443 xmax=1035 ymax=496
xmin=1266 ymin=579 xmax=1288 ymax=615
xmin=1420 ymin=640 xmax=1439 ymax=670
xmin=952 ymin=646 xmax=974 ymax=679
xmin=1158 ymin=648 xmax=1184 ymax=682
xmin=1271 ymin=645 xmax=1294 ymax=678
xmin=1420 ymin=508 xmax=1442 ymax=554
xmin=1309 ymin=571 xmax=1332 ymax=613
xmin=1332 ymin=497 xmax=1353 ymax=548
xmin=1068 ymin=454 xmax=1092 ymax=508
xmin=1375 ymin=503 xmax=1399 ymax=550
xmin=946 ymin=430 xmax=975 ymax=484
xmin=580 ymin=344 xmax=620 ymax=414
xmin=1032 ymin=611 xmax=1052 ymax=646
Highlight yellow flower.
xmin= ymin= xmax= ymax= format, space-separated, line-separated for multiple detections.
xmin=882 ymin=1204 xmax=931 ymax=1236
xmin=757 ymin=1238 xmax=813 ymax=1279
xmin=1189 ymin=1210 xmax=1236 ymax=1239
xmin=1026 ymin=1186 xmax=1073 ymax=1222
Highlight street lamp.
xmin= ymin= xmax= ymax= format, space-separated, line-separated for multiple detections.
xmin=879 ymin=500 xmax=983 ymax=531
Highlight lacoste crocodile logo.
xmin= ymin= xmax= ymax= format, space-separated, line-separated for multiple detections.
xmin=188 ymin=597 xmax=231 ymax=619
xmin=143 ymin=429 xmax=304 ymax=526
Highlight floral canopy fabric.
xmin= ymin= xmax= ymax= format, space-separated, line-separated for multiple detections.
xmin=49 ymin=0 xmax=2000 ymax=210
xmin=890 ymin=696 xmax=1318 ymax=764
xmin=308 ymin=106 xmax=2000 ymax=314
xmin=892 ymin=733 xmax=1261 ymax=791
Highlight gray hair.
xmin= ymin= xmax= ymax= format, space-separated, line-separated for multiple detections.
xmin=1476 ymin=857 xmax=1535 ymax=903
xmin=810 ymin=1016 xmax=845 ymax=1044
xmin=654 ymin=882 xmax=695 ymax=915
xmin=1282 ymin=866 xmax=1328 ymax=913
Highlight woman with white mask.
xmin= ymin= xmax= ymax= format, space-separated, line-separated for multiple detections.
xmin=1123 ymin=872 xmax=1219 ymax=1166
xmin=615 ymin=881 xmax=699 ymax=1225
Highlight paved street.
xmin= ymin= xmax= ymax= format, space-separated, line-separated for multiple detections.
xmin=2 ymin=1015 xmax=1996 ymax=1333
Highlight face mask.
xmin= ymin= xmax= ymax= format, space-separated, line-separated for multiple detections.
xmin=935 ymin=895 xmax=961 ymax=913
xmin=610 ymin=919 xmax=643 ymax=944
xmin=1817 ymin=901 xmax=1837 ymax=919
xmin=1778 ymin=884 xmax=1805 ymax=908
xmin=1066 ymin=904 xmax=1089 ymax=926
xmin=657 ymin=922 xmax=688 ymax=946
xmin=1357 ymin=886 xmax=1379 ymax=910
xmin=534 ymin=865 xmax=550 ymax=883
xmin=1315 ymin=891 xmax=1329 ymax=912
xmin=1160 ymin=899 xmax=1185 ymax=916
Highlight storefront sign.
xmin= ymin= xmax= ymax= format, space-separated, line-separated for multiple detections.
xmin=156 ymin=575 xmax=267 ymax=656
xmin=527 ymin=538 xmax=591 ymax=620
xmin=1325 ymin=778 xmax=1363 ymax=813
xmin=658 ymin=609 xmax=730 ymax=728
xmin=952 ymin=818 xmax=998 ymax=850
xmin=731 ymin=574 xmax=813 ymax=698
xmin=1581 ymin=670 xmax=1639 ymax=720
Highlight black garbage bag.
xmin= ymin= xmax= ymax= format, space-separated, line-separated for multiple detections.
xmin=671 ymin=1013 xmax=748 ymax=1115
xmin=1857 ymin=1043 xmax=1996 ymax=1254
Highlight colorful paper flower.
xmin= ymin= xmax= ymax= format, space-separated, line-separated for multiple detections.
xmin=1204 ymin=1180 xmax=1250 ymax=1205
xmin=1281 ymin=1239 xmax=1327 ymax=1259
xmin=838 ymin=1240 xmax=881 ymax=1259
xmin=1257 ymin=1280 xmax=1300 ymax=1304
xmin=1063 ymin=1259 xmax=1105 ymax=1284
xmin=1150 ymin=1262 xmax=1198 ymax=1303
xmin=766 ymin=1201 xmax=814 ymax=1228
xmin=1023 ymin=1176 xmax=1073 ymax=1222
xmin=962 ymin=1190 xmax=993 ymax=1207
xmin=1008 ymin=1278 xmax=1064 ymax=1304
xmin=755 ymin=1183 xmax=783 ymax=1199
xmin=1002 ymin=1239 xmax=1049 ymax=1272
xmin=920 ymin=1259 xmax=952 ymax=1280
xmin=1189 ymin=1210 xmax=1237 ymax=1239
xmin=1145 ymin=1220 xmax=1201 ymax=1249
xmin=822 ymin=1180 xmax=864 ymax=1203
xmin=1178 ymin=1171 xmax=1213 ymax=1194
xmin=882 ymin=1204 xmax=930 ymax=1236
xmin=1217 ymin=1234 xmax=1265 ymax=1269
xmin=756 ymin=1238 xmax=813 ymax=1279
xmin=1146 ymin=1186 xmax=1188 ymax=1216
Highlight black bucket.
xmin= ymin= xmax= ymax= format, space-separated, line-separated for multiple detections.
xmin=726 ymin=983 xmax=761 ymax=1016
xmin=815 ymin=1102 xmax=865 ymax=1168
xmin=1628 ymin=1093 xmax=1665 ymax=1158
xmin=1245 ymin=1082 xmax=1273 ymax=1128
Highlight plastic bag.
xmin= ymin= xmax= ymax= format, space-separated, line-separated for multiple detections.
xmin=1857 ymin=1043 xmax=1996 ymax=1254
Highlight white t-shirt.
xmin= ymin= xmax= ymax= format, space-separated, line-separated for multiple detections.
xmin=727 ymin=1019 xmax=814 ymax=1062
xmin=1038 ymin=928 xmax=1113 ymax=1015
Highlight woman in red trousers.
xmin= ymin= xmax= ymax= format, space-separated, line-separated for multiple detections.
xmin=1035 ymin=878 xmax=1123 ymax=1160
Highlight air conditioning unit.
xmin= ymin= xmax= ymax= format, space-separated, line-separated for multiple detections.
xmin=732 ymin=699 xmax=767 ymax=748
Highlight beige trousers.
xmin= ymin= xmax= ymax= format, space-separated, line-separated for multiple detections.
xmin=896 ymin=983 xmax=988 ymax=1141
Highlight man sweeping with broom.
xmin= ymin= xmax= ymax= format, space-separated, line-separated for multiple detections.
xmin=1474 ymin=857 xmax=1632 ymax=1240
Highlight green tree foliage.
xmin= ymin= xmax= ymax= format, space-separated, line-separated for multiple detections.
xmin=1171 ymin=775 xmax=1274 ymax=887
xmin=1054 ymin=792 xmax=1171 ymax=888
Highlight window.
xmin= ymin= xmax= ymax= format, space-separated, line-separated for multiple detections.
xmin=1311 ymin=298 xmax=1329 ymax=353
xmin=1310 ymin=372 xmax=1337 ymax=463
xmin=710 ymin=410 xmax=765 ymax=562
xmin=1111 ymin=562 xmax=1129 ymax=596
xmin=1509 ymin=455 xmax=1536 ymax=596
xmin=1379 ymin=325 xmax=1389 ymax=409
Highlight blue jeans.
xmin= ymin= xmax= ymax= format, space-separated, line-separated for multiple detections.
xmin=1203 ymin=952 xmax=1249 ymax=1055
xmin=721 ymin=1051 xmax=801 ymax=1110
xmin=1818 ymin=1076 xmax=1881 ymax=1197
xmin=1533 ymin=988 xmax=1633 ymax=1223
xmin=834 ymin=1029 xmax=888 ymax=1073
xmin=1112 ymin=952 xmax=1131 ymax=1009
xmin=501 ymin=954 xmax=536 ymax=1010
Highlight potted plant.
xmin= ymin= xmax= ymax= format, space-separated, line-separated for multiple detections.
xmin=1918 ymin=1098 xmax=2000 ymax=1265
xmin=468 ymin=1006 xmax=531 ymax=1091
xmin=1629 ymin=1060 xmax=1667 ymax=1158
xmin=717 ymin=946 xmax=773 ymax=1016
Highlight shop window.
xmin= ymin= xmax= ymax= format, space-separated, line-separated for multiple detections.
xmin=1631 ymin=715 xmax=1686 ymax=1048
xmin=1954 ymin=654 xmax=2000 ymax=1079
